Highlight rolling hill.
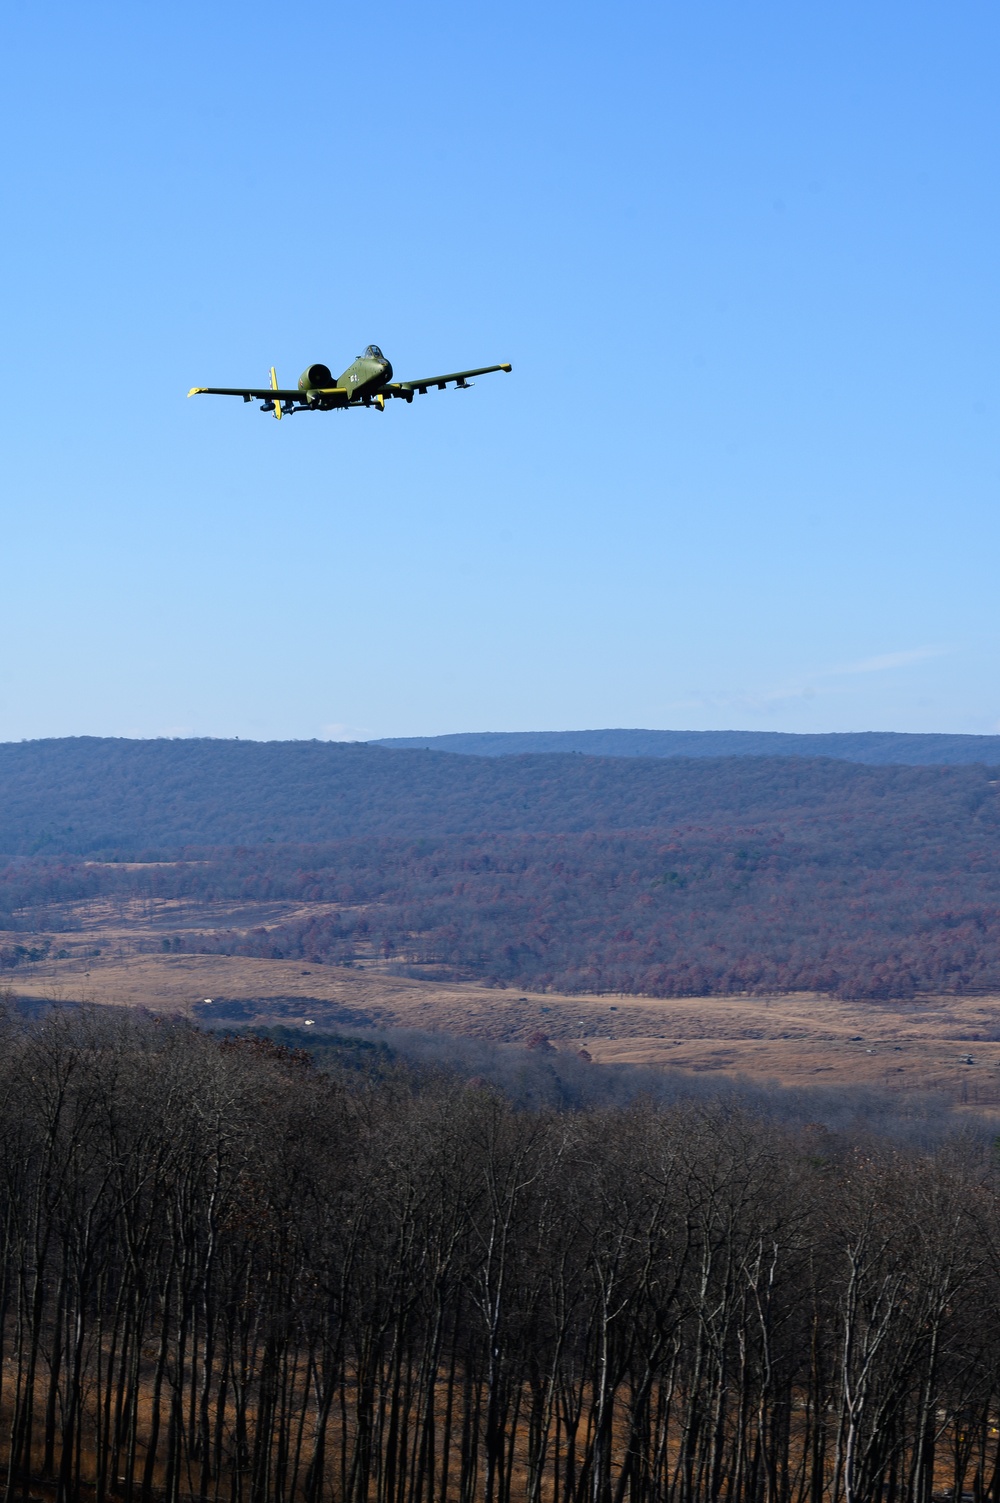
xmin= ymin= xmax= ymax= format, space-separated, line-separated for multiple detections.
xmin=0 ymin=737 xmax=999 ymax=999
xmin=0 ymin=735 xmax=997 ymax=855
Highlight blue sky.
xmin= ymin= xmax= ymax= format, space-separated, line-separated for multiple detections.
xmin=2 ymin=2 xmax=998 ymax=741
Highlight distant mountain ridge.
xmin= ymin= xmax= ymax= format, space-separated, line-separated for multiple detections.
xmin=372 ymin=728 xmax=1000 ymax=764
xmin=0 ymin=734 xmax=997 ymax=856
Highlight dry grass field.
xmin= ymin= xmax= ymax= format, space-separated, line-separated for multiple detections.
xmin=7 ymin=894 xmax=1000 ymax=1108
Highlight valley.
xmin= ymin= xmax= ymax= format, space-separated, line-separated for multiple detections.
xmin=8 ymin=893 xmax=1000 ymax=1108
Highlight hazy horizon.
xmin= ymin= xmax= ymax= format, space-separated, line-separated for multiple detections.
xmin=3 ymin=725 xmax=1000 ymax=760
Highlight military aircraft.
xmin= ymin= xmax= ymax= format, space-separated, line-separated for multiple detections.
xmin=188 ymin=346 xmax=512 ymax=420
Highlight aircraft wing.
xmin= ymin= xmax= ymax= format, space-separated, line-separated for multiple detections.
xmin=187 ymin=386 xmax=314 ymax=401
xmin=384 ymin=363 xmax=512 ymax=397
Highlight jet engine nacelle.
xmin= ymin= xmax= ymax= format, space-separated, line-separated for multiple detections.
xmin=298 ymin=363 xmax=334 ymax=392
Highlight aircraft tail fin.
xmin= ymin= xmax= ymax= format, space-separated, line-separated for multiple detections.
xmin=269 ymin=366 xmax=282 ymax=421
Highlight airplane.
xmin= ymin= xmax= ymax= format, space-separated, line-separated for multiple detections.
xmin=188 ymin=346 xmax=512 ymax=420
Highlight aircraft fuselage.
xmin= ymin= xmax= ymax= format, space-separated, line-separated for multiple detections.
xmin=298 ymin=347 xmax=393 ymax=409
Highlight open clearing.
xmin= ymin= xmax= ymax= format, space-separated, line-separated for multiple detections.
xmin=6 ymin=896 xmax=1000 ymax=1107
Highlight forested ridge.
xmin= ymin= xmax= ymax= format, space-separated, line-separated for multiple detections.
xmin=1 ymin=738 xmax=998 ymax=856
xmin=2 ymin=739 xmax=1000 ymax=998
xmin=3 ymin=1008 xmax=1000 ymax=1503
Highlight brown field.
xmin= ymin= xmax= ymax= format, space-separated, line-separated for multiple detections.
xmin=7 ymin=895 xmax=1000 ymax=1108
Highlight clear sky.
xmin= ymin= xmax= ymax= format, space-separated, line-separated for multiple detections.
xmin=2 ymin=2 xmax=998 ymax=742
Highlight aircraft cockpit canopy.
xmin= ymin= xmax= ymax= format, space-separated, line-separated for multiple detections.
xmin=364 ymin=345 xmax=386 ymax=361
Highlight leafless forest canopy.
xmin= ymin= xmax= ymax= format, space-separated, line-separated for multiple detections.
xmin=0 ymin=738 xmax=997 ymax=852
xmin=4 ymin=1008 xmax=1000 ymax=1503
